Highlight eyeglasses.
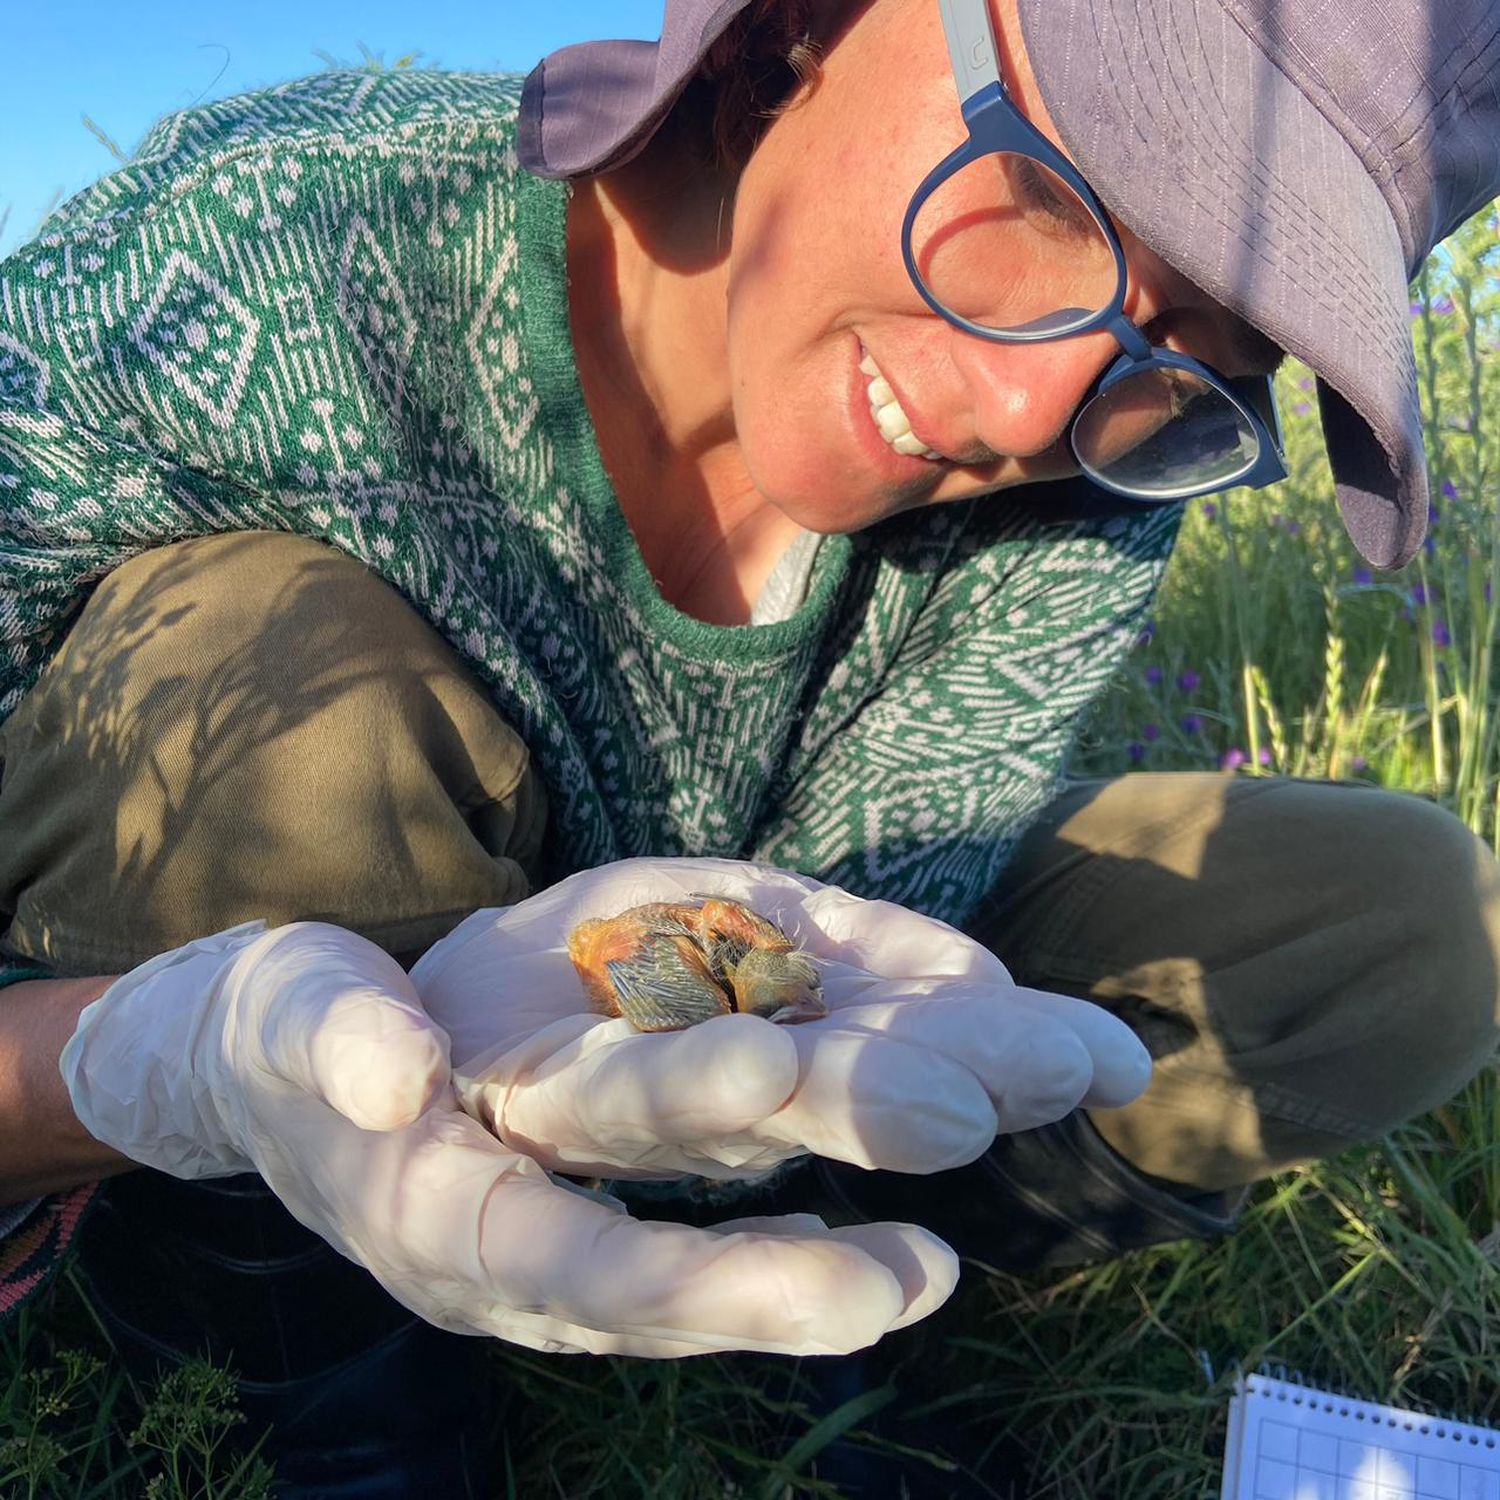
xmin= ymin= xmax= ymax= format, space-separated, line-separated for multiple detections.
xmin=901 ymin=0 xmax=1286 ymax=503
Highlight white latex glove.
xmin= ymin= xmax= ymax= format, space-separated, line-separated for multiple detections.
xmin=411 ymin=857 xmax=1153 ymax=1184
xmin=60 ymin=919 xmax=954 ymax=1357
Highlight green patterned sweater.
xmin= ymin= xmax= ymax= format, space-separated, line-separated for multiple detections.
xmin=0 ymin=67 xmax=1179 ymax=925
xmin=0 ymin=67 xmax=1180 ymax=1300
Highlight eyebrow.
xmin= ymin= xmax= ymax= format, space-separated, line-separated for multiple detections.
xmin=1142 ymin=304 xmax=1288 ymax=379
xmin=1225 ymin=313 xmax=1286 ymax=378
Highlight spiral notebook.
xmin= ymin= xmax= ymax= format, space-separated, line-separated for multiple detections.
xmin=1222 ymin=1369 xmax=1500 ymax=1499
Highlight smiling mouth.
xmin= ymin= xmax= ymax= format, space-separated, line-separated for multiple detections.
xmin=858 ymin=342 xmax=944 ymax=462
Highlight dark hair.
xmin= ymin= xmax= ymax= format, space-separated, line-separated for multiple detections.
xmin=687 ymin=0 xmax=827 ymax=172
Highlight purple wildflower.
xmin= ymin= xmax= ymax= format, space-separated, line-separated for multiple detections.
xmin=1177 ymin=669 xmax=1201 ymax=694
xmin=1285 ymin=519 xmax=1301 ymax=537
xmin=1409 ymin=299 xmax=1425 ymax=319
xmin=1142 ymin=722 xmax=1161 ymax=743
xmin=1181 ymin=714 xmax=1204 ymax=736
xmin=1258 ymin=747 xmax=1273 ymax=766
xmin=1442 ymin=479 xmax=1458 ymax=501
xmin=1433 ymin=620 xmax=1452 ymax=648
xmin=1424 ymin=535 xmax=1438 ymax=559
xmin=1202 ymin=501 xmax=1218 ymax=520
xmin=1220 ymin=748 xmax=1248 ymax=771
xmin=1145 ymin=664 xmax=1165 ymax=686
xmin=1429 ymin=504 xmax=1441 ymax=525
xmin=1354 ymin=567 xmax=1373 ymax=586
xmin=1432 ymin=294 xmax=1456 ymax=315
xmin=1411 ymin=583 xmax=1429 ymax=606
xmin=1127 ymin=741 xmax=1146 ymax=764
xmin=1351 ymin=755 xmax=1368 ymax=773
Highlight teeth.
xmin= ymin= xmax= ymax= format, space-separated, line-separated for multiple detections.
xmin=859 ymin=345 xmax=943 ymax=461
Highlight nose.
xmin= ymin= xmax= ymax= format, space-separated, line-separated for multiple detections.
xmin=944 ymin=323 xmax=1123 ymax=462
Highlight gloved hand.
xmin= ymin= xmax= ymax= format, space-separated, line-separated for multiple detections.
xmin=59 ymin=919 xmax=955 ymax=1356
xmin=411 ymin=857 xmax=1153 ymax=1184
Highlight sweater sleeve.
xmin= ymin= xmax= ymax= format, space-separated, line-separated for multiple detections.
xmin=0 ymin=74 xmax=435 ymax=1308
xmin=0 ymin=69 xmax=537 ymax=721
xmin=750 ymin=499 xmax=1182 ymax=926
xmin=0 ymin=177 xmax=292 ymax=1263
xmin=0 ymin=92 xmax=326 ymax=714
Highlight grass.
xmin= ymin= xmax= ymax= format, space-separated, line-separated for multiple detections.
xmin=2 ymin=94 xmax=1498 ymax=1497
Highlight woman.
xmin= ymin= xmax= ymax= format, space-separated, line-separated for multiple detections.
xmin=0 ymin=0 xmax=1496 ymax=1492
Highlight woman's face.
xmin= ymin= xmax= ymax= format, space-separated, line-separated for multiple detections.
xmin=721 ymin=0 xmax=1280 ymax=533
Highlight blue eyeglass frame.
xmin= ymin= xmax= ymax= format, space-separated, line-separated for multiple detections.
xmin=899 ymin=0 xmax=1287 ymax=502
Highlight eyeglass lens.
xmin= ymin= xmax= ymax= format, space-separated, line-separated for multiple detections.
xmin=909 ymin=153 xmax=1117 ymax=333
xmin=909 ymin=150 xmax=1261 ymax=494
xmin=1073 ymin=368 xmax=1258 ymax=498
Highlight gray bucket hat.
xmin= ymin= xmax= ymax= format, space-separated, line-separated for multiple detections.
xmin=519 ymin=0 xmax=1500 ymax=570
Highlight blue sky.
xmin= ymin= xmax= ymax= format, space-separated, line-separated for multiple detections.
xmin=1 ymin=1 xmax=665 ymax=258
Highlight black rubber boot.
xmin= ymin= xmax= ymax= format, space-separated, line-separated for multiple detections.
xmin=790 ymin=1112 xmax=1250 ymax=1498
xmin=812 ymin=1108 xmax=1249 ymax=1273
xmin=73 ymin=1169 xmax=490 ymax=1499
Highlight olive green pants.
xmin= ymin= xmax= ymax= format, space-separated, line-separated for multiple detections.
xmin=3 ymin=531 xmax=1498 ymax=1198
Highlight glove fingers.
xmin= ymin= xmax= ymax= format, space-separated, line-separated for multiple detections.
xmin=821 ymin=1223 xmax=960 ymax=1330
xmin=999 ymin=986 xmax=1153 ymax=1109
xmin=513 ymin=1218 xmax=960 ymax=1362
xmin=829 ymin=980 xmax=1150 ymax=1118
xmin=756 ymin=1030 xmax=998 ymax=1172
xmin=817 ymin=985 xmax=1095 ymax=1133
xmin=251 ymin=1093 xmax=893 ymax=1358
xmin=246 ymin=925 xmax=451 ymax=1131
xmin=714 ymin=1216 xmax=960 ymax=1332
xmin=478 ymin=1171 xmax=913 ymax=1356
xmin=492 ymin=1013 xmax=801 ymax=1171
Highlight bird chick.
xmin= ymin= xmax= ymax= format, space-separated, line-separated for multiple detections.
xmin=690 ymin=898 xmax=825 ymax=1025
xmin=566 ymin=897 xmax=826 ymax=1032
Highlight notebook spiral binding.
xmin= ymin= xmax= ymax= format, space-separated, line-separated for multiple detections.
xmin=1245 ymin=1360 xmax=1498 ymax=1448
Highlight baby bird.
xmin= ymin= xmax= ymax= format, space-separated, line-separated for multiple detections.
xmin=567 ymin=897 xmax=826 ymax=1032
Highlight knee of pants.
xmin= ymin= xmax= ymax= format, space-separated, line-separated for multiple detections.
xmin=0 ymin=531 xmax=545 ymax=974
xmin=1206 ymin=783 xmax=1500 ymax=1142
xmin=1005 ymin=776 xmax=1500 ymax=1190
xmin=1326 ymin=789 xmax=1500 ymax=1131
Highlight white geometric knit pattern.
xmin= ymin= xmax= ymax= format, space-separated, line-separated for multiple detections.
xmin=0 ymin=68 xmax=1181 ymax=926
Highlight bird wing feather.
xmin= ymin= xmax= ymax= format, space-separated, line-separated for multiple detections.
xmin=604 ymin=931 xmax=733 ymax=1031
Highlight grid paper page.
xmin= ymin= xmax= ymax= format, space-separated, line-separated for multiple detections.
xmin=1222 ymin=1372 xmax=1500 ymax=1500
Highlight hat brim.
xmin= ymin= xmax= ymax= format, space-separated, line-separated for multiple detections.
xmin=521 ymin=0 xmax=1429 ymax=568
xmin=519 ymin=0 xmax=754 ymax=180
xmin=1019 ymin=0 xmax=1429 ymax=568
